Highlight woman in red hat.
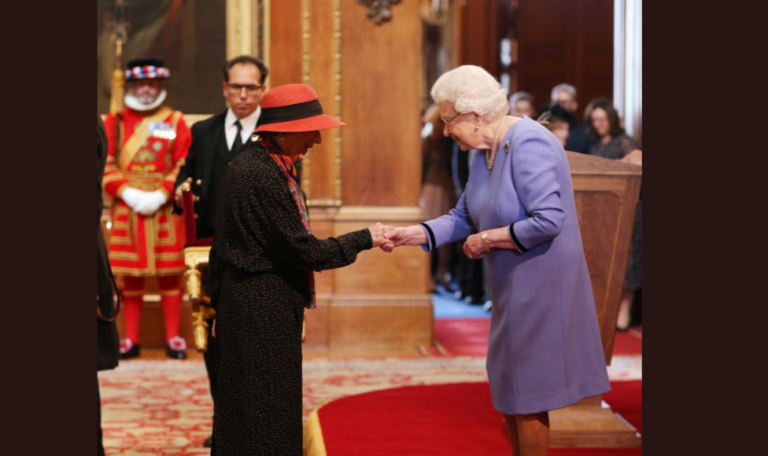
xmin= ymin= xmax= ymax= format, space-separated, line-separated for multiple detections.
xmin=207 ymin=84 xmax=392 ymax=454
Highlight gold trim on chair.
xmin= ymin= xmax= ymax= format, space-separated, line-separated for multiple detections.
xmin=184 ymin=246 xmax=214 ymax=352
xmin=303 ymin=406 xmax=328 ymax=456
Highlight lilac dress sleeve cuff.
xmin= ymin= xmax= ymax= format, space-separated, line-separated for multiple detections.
xmin=420 ymin=223 xmax=435 ymax=252
xmin=508 ymin=223 xmax=529 ymax=253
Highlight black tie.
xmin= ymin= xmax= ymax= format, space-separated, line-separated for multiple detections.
xmin=231 ymin=120 xmax=244 ymax=158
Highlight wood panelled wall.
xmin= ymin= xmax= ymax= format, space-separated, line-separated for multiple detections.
xmin=459 ymin=0 xmax=501 ymax=78
xmin=340 ymin=1 xmax=423 ymax=207
xmin=461 ymin=0 xmax=613 ymax=115
xmin=517 ymin=0 xmax=613 ymax=113
xmin=268 ymin=0 xmax=432 ymax=349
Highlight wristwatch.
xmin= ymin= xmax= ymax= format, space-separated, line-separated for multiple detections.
xmin=481 ymin=231 xmax=491 ymax=252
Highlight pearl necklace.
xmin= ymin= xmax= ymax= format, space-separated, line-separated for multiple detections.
xmin=486 ymin=117 xmax=506 ymax=170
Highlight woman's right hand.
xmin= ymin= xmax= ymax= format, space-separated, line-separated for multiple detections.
xmin=383 ymin=225 xmax=428 ymax=247
xmin=368 ymin=223 xmax=395 ymax=251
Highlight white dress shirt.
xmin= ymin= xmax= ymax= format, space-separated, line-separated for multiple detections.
xmin=224 ymin=106 xmax=261 ymax=150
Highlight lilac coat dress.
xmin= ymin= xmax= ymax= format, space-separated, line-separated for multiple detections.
xmin=421 ymin=116 xmax=610 ymax=415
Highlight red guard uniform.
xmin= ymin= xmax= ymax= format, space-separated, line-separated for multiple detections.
xmin=103 ymin=103 xmax=191 ymax=357
xmin=103 ymin=106 xmax=190 ymax=273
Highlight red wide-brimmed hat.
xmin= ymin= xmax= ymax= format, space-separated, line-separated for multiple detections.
xmin=254 ymin=84 xmax=346 ymax=133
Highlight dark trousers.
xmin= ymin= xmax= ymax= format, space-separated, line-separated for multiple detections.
xmin=204 ymin=317 xmax=219 ymax=454
xmin=97 ymin=375 xmax=105 ymax=456
xmin=198 ymin=224 xmax=216 ymax=240
xmin=458 ymin=253 xmax=485 ymax=303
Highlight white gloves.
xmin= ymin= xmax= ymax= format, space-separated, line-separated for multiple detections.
xmin=120 ymin=187 xmax=144 ymax=208
xmin=121 ymin=188 xmax=168 ymax=216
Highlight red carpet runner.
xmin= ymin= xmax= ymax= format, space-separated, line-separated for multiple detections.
xmin=306 ymin=319 xmax=641 ymax=455
xmin=308 ymin=381 xmax=641 ymax=456
xmin=434 ymin=319 xmax=642 ymax=357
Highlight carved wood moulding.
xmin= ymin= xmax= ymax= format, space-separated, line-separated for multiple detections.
xmin=357 ymin=0 xmax=401 ymax=25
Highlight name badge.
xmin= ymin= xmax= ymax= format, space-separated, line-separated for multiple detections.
xmin=149 ymin=122 xmax=177 ymax=140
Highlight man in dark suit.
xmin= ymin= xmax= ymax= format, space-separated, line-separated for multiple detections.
xmin=174 ymin=55 xmax=303 ymax=450
xmin=551 ymin=83 xmax=591 ymax=154
xmin=174 ymin=56 xmax=302 ymax=238
xmin=97 ymin=114 xmax=120 ymax=456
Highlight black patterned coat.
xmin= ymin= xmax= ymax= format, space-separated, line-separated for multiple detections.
xmin=208 ymin=142 xmax=372 ymax=455
xmin=97 ymin=114 xmax=120 ymax=371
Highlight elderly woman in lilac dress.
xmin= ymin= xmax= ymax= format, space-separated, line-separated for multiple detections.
xmin=386 ymin=66 xmax=610 ymax=455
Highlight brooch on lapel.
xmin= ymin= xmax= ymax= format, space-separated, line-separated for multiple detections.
xmin=504 ymin=141 xmax=510 ymax=153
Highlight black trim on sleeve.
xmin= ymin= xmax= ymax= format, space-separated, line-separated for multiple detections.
xmin=509 ymin=223 xmax=529 ymax=253
xmin=420 ymin=223 xmax=436 ymax=251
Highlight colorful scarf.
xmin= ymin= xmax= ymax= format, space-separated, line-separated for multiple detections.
xmin=259 ymin=135 xmax=316 ymax=309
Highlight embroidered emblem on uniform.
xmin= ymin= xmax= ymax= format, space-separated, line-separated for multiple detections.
xmin=133 ymin=148 xmax=157 ymax=163
xmin=136 ymin=140 xmax=158 ymax=163
xmin=149 ymin=121 xmax=176 ymax=140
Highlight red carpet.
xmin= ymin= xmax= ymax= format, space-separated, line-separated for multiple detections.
xmin=314 ymin=381 xmax=641 ymax=455
xmin=434 ymin=318 xmax=491 ymax=356
xmin=435 ymin=319 xmax=642 ymax=358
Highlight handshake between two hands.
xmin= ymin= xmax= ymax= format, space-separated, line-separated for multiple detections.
xmin=366 ymin=223 xmax=494 ymax=259
xmin=367 ymin=223 xmax=409 ymax=254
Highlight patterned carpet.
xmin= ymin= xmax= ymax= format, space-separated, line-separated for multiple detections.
xmin=99 ymin=355 xmax=640 ymax=455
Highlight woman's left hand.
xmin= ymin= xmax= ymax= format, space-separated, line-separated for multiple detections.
xmin=463 ymin=233 xmax=487 ymax=259
xmin=464 ymin=228 xmax=518 ymax=259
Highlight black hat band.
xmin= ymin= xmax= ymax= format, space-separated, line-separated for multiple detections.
xmin=260 ymin=99 xmax=324 ymax=125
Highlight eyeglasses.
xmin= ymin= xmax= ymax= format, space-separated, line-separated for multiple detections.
xmin=441 ymin=111 xmax=465 ymax=124
xmin=227 ymin=83 xmax=264 ymax=94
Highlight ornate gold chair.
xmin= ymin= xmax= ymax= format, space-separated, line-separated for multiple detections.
xmin=181 ymin=183 xmax=215 ymax=352
xmin=181 ymin=183 xmax=305 ymax=352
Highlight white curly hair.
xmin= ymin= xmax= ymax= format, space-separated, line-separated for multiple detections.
xmin=430 ymin=65 xmax=509 ymax=123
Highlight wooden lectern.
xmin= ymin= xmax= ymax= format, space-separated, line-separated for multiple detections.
xmin=547 ymin=152 xmax=642 ymax=448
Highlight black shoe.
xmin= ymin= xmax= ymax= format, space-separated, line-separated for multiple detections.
xmin=166 ymin=345 xmax=187 ymax=359
xmin=203 ymin=435 xmax=213 ymax=448
xmin=437 ymin=280 xmax=456 ymax=294
xmin=166 ymin=336 xmax=188 ymax=359
xmin=119 ymin=339 xmax=140 ymax=359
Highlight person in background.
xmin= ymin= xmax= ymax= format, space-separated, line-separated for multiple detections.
xmin=534 ymin=104 xmax=571 ymax=149
xmin=103 ymin=58 xmax=191 ymax=360
xmin=172 ymin=54 xmax=271 ymax=451
xmin=450 ymin=142 xmax=486 ymax=305
xmin=97 ymin=114 xmax=120 ymax=456
xmin=421 ymin=104 xmax=457 ymax=292
xmin=509 ymin=91 xmax=535 ymax=117
xmin=550 ymin=83 xmax=590 ymax=153
xmin=584 ymin=97 xmax=642 ymax=331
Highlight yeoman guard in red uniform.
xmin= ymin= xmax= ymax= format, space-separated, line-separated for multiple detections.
xmin=103 ymin=58 xmax=191 ymax=359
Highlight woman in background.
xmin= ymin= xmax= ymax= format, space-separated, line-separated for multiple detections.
xmin=421 ymin=104 xmax=457 ymax=292
xmin=533 ymin=104 xmax=571 ymax=149
xmin=585 ymin=97 xmax=642 ymax=331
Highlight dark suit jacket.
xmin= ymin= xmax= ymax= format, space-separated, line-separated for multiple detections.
xmin=97 ymin=114 xmax=120 ymax=371
xmin=174 ymin=110 xmax=302 ymax=236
